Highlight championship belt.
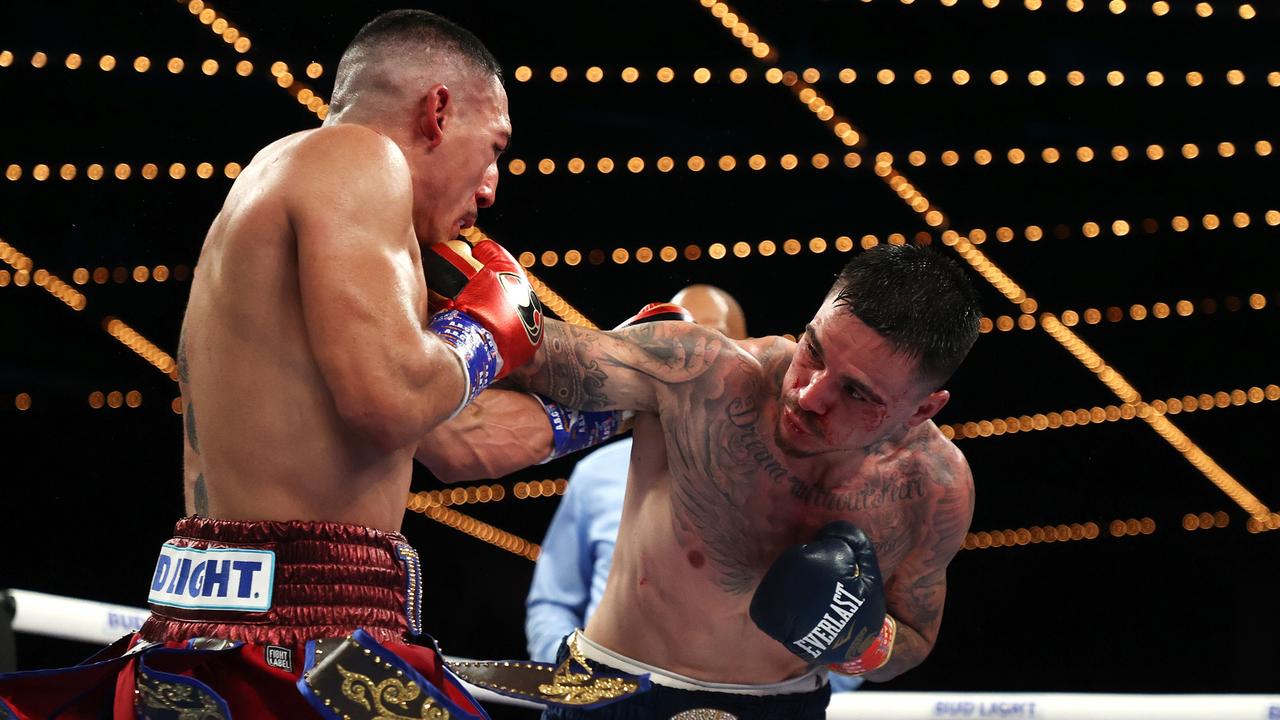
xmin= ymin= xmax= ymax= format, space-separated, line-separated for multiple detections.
xmin=447 ymin=633 xmax=650 ymax=710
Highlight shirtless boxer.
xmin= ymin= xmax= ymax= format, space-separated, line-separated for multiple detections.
xmin=524 ymin=286 xmax=747 ymax=664
xmin=0 ymin=10 xmax=538 ymax=718
xmin=422 ymin=245 xmax=981 ymax=718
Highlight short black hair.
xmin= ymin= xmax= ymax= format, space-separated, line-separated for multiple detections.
xmin=831 ymin=244 xmax=982 ymax=386
xmin=331 ymin=10 xmax=502 ymax=112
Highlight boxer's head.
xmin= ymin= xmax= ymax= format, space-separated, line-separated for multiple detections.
xmin=328 ymin=10 xmax=510 ymax=245
xmin=670 ymin=285 xmax=748 ymax=340
xmin=777 ymin=245 xmax=982 ymax=457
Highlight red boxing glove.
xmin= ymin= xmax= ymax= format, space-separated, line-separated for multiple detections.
xmin=424 ymin=239 xmax=544 ymax=413
xmin=616 ymin=302 xmax=694 ymax=328
xmin=828 ymin=615 xmax=897 ymax=676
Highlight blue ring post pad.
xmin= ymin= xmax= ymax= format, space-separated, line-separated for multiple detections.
xmin=429 ymin=309 xmax=501 ymax=410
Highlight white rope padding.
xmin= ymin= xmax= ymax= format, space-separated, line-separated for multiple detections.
xmin=7 ymin=589 xmax=147 ymax=645
xmin=826 ymin=691 xmax=1280 ymax=719
xmin=7 ymin=590 xmax=1278 ymax=717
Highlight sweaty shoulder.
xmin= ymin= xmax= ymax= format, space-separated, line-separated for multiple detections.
xmin=902 ymin=423 xmax=974 ymax=501
xmin=739 ymin=335 xmax=796 ymax=376
xmin=279 ymin=124 xmax=412 ymax=216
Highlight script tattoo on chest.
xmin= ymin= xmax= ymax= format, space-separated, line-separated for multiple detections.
xmin=663 ymin=359 xmax=770 ymax=596
xmin=788 ymin=472 xmax=924 ymax=513
xmin=726 ymin=395 xmax=788 ymax=485
xmin=663 ymin=351 xmax=937 ymax=592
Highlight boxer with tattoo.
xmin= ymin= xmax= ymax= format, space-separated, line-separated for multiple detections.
xmin=420 ymin=244 xmax=982 ymax=718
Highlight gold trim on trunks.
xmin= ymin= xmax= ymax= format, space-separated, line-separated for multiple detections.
xmin=135 ymin=669 xmax=227 ymax=720
xmin=302 ymin=635 xmax=451 ymax=720
xmin=448 ymin=633 xmax=642 ymax=707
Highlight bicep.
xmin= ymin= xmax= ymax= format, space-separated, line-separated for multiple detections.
xmin=287 ymin=135 xmax=426 ymax=409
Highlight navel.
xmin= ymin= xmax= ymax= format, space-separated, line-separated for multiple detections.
xmin=687 ymin=550 xmax=706 ymax=568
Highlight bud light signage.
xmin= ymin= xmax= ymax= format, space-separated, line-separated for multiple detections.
xmin=147 ymin=543 xmax=275 ymax=612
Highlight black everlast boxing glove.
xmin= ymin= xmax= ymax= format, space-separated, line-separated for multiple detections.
xmin=749 ymin=521 xmax=897 ymax=675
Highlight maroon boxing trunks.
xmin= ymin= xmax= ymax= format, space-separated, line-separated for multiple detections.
xmin=0 ymin=516 xmax=488 ymax=719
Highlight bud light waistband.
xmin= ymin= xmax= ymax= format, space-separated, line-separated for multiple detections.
xmin=140 ymin=515 xmax=422 ymax=646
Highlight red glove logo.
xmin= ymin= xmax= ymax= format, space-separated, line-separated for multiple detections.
xmin=498 ymin=271 xmax=543 ymax=346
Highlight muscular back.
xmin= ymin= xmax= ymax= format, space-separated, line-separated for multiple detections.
xmin=179 ymin=126 xmax=428 ymax=531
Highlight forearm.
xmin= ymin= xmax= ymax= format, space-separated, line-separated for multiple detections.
xmin=415 ymin=390 xmax=552 ymax=482
xmin=509 ymin=319 xmax=617 ymax=412
xmin=511 ymin=318 xmax=720 ymax=413
xmin=861 ymin=617 xmax=932 ymax=682
xmin=321 ymin=328 xmax=469 ymax=452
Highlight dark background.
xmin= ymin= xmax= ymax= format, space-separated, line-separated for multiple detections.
xmin=1 ymin=1 xmax=1277 ymax=716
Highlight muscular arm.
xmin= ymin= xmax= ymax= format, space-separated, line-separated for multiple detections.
xmin=421 ymin=315 xmax=725 ymax=480
xmin=287 ymin=125 xmax=467 ymax=451
xmin=415 ymin=389 xmax=553 ymax=482
xmin=865 ymin=442 xmax=974 ymax=681
xmin=510 ymin=318 xmax=726 ymax=413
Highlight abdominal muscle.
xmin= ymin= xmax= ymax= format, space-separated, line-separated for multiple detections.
xmin=582 ymin=416 xmax=812 ymax=684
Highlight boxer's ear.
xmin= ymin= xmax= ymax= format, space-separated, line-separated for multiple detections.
xmin=906 ymin=389 xmax=949 ymax=428
xmin=418 ymin=84 xmax=450 ymax=149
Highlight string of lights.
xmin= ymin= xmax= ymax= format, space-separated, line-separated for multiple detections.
xmin=965 ymin=507 xmax=1279 ymax=550
xmin=4 ymin=162 xmax=243 ymax=182
xmin=1039 ymin=313 xmax=1271 ymax=519
xmin=949 ymin=209 xmax=1279 ymax=247
xmin=940 ymin=383 xmax=1280 ymax=441
xmin=65 ymin=265 xmax=192 ymax=286
xmin=1 ymin=265 xmax=192 ymax=289
xmin=501 ymin=140 xmax=1272 ymax=178
xmin=882 ymin=140 xmax=1275 ymax=167
xmin=0 ymin=49 xmax=328 ymax=86
xmin=1183 ymin=511 xmax=1232 ymax=531
xmin=693 ymin=0 xmax=1273 ymax=519
xmin=505 ymin=151 xmax=863 ymax=176
xmin=406 ymin=492 xmax=541 ymax=561
xmin=504 ymin=209 xmax=1280 ymax=276
xmin=508 ymin=65 xmax=1276 ymax=88
xmin=0 ymin=238 xmax=87 ymax=311
xmin=1 ymin=236 xmax=183 ymax=383
xmin=3 ymin=391 xmax=159 ymax=411
xmin=171 ymin=0 xmax=329 ymax=119
xmin=103 ymin=318 xmax=179 ymax=381
xmin=87 ymin=391 xmax=146 ymax=409
xmin=963 ymin=520 xmax=1103 ymax=550
xmin=697 ymin=1 xmax=952 ymax=234
xmin=406 ymin=479 xmax=568 ymax=510
xmin=849 ymin=0 xmax=1257 ymax=19
xmin=176 ymin=0 xmax=255 ymax=54
xmin=977 ymin=293 xmax=1270 ymax=334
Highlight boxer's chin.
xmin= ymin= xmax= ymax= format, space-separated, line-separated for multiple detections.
xmin=774 ymin=417 xmax=824 ymax=459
